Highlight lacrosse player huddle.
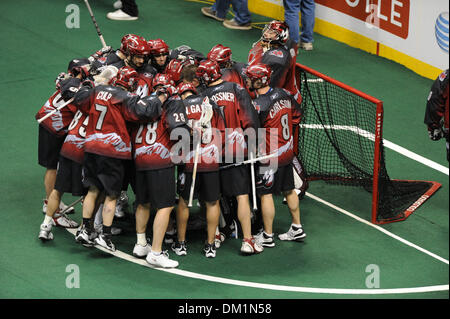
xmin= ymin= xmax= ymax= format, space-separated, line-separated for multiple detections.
xmin=36 ymin=21 xmax=308 ymax=269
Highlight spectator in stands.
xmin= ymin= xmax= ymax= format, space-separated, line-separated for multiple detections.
xmin=107 ymin=0 xmax=139 ymax=21
xmin=201 ymin=0 xmax=252 ymax=30
xmin=283 ymin=0 xmax=315 ymax=50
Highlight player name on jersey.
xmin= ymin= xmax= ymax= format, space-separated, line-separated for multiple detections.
xmin=269 ymin=98 xmax=292 ymax=119
xmin=96 ymin=91 xmax=112 ymax=101
xmin=210 ymin=91 xmax=235 ymax=103
xmin=185 ymin=103 xmax=203 ymax=116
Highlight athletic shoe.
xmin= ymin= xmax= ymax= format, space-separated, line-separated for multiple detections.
xmin=42 ymin=199 xmax=75 ymax=214
xmin=254 ymin=231 xmax=275 ymax=248
xmin=171 ymin=241 xmax=187 ymax=256
xmin=75 ymin=225 xmax=96 ymax=247
xmin=300 ymin=42 xmax=313 ymax=51
xmin=204 ymin=243 xmax=216 ymax=258
xmin=95 ymin=233 xmax=116 ymax=252
xmin=113 ymin=0 xmax=122 ymax=9
xmin=106 ymin=9 xmax=138 ymax=21
xmin=201 ymin=7 xmax=225 ymax=22
xmin=94 ymin=223 xmax=122 ymax=236
xmin=38 ymin=223 xmax=53 ymax=241
xmin=278 ymin=225 xmax=306 ymax=241
xmin=214 ymin=227 xmax=225 ymax=249
xmin=240 ymin=237 xmax=264 ymax=254
xmin=223 ymin=18 xmax=252 ymax=30
xmin=146 ymin=250 xmax=179 ymax=268
xmin=133 ymin=242 xmax=152 ymax=258
xmin=59 ymin=201 xmax=75 ymax=214
xmin=164 ymin=228 xmax=177 ymax=244
xmin=53 ymin=212 xmax=79 ymax=228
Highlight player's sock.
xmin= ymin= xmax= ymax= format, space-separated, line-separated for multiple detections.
xmin=43 ymin=215 xmax=53 ymax=225
xmin=103 ymin=225 xmax=112 ymax=235
xmin=137 ymin=233 xmax=147 ymax=246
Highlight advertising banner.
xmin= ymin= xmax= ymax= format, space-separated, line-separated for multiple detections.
xmin=247 ymin=0 xmax=449 ymax=79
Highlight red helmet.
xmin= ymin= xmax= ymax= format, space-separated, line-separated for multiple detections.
xmin=120 ymin=34 xmax=143 ymax=54
xmin=207 ymin=44 xmax=232 ymax=68
xmin=244 ymin=63 xmax=272 ymax=86
xmin=176 ymin=82 xmax=197 ymax=96
xmin=127 ymin=37 xmax=151 ymax=57
xmin=150 ymin=38 xmax=169 ymax=56
xmin=164 ymin=59 xmax=184 ymax=83
xmin=196 ymin=60 xmax=221 ymax=84
xmin=112 ymin=66 xmax=139 ymax=91
xmin=152 ymin=73 xmax=175 ymax=88
xmin=261 ymin=20 xmax=289 ymax=45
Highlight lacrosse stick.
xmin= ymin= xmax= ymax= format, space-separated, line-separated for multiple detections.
xmin=188 ymin=96 xmax=214 ymax=207
xmin=37 ymin=97 xmax=74 ymax=124
xmin=219 ymin=152 xmax=278 ymax=170
xmin=249 ymin=150 xmax=258 ymax=212
xmin=59 ymin=197 xmax=84 ymax=214
xmin=84 ymin=0 xmax=107 ymax=48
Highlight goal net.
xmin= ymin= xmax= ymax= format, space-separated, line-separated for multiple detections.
xmin=296 ymin=64 xmax=441 ymax=224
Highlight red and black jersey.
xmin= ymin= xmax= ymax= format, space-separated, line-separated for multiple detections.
xmin=132 ymin=96 xmax=190 ymax=170
xmin=135 ymin=65 xmax=155 ymax=97
xmin=203 ymin=81 xmax=259 ymax=160
xmin=425 ymin=69 xmax=449 ymax=132
xmin=35 ymin=90 xmax=78 ymax=137
xmin=60 ymin=110 xmax=89 ymax=164
xmin=221 ymin=62 xmax=256 ymax=99
xmin=90 ymin=50 xmax=125 ymax=74
xmin=248 ymin=40 xmax=301 ymax=104
xmin=66 ymin=81 xmax=163 ymax=160
xmin=221 ymin=62 xmax=246 ymax=88
xmin=253 ymin=87 xmax=302 ymax=166
xmin=182 ymin=94 xmax=225 ymax=172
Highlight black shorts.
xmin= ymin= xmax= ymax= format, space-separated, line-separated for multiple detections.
xmin=219 ymin=164 xmax=250 ymax=197
xmin=54 ymin=155 xmax=87 ymax=197
xmin=256 ymin=163 xmax=295 ymax=196
xmin=38 ymin=125 xmax=65 ymax=169
xmin=178 ymin=170 xmax=221 ymax=203
xmin=82 ymin=152 xmax=124 ymax=198
xmin=135 ymin=166 xmax=176 ymax=210
xmin=122 ymin=159 xmax=136 ymax=193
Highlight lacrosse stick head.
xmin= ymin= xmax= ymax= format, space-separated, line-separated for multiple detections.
xmin=94 ymin=65 xmax=119 ymax=85
xmin=199 ymin=96 xmax=213 ymax=126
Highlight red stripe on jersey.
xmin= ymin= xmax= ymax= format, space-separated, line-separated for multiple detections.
xmin=60 ymin=110 xmax=89 ymax=164
xmin=35 ymin=90 xmax=77 ymax=137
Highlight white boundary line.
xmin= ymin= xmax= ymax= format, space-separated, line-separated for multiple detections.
xmin=299 ymin=124 xmax=449 ymax=175
xmin=304 ymin=192 xmax=449 ymax=265
xmin=65 ymin=191 xmax=449 ymax=296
